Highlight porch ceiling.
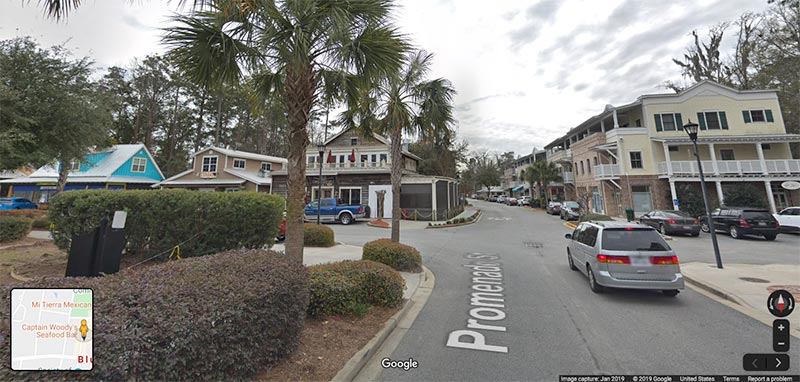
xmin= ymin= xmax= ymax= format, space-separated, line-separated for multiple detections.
xmin=653 ymin=134 xmax=800 ymax=145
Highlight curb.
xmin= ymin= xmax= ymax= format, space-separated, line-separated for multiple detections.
xmin=682 ymin=273 xmax=748 ymax=307
xmin=332 ymin=266 xmax=435 ymax=382
xmin=564 ymin=222 xmax=577 ymax=230
xmin=425 ymin=210 xmax=482 ymax=229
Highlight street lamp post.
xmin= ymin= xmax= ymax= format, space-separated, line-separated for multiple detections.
xmin=316 ymin=143 xmax=325 ymax=225
xmin=683 ymin=120 xmax=723 ymax=269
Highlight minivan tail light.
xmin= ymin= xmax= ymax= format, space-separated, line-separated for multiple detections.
xmin=667 ymin=218 xmax=676 ymax=224
xmin=693 ymin=219 xmax=699 ymax=225
xmin=650 ymin=256 xmax=679 ymax=265
xmin=597 ymin=254 xmax=630 ymax=264
xmin=738 ymin=218 xmax=750 ymax=228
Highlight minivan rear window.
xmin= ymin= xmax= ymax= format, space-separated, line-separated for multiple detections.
xmin=601 ymin=228 xmax=671 ymax=251
xmin=743 ymin=211 xmax=772 ymax=219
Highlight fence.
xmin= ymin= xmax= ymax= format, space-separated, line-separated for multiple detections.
xmin=400 ymin=205 xmax=465 ymax=221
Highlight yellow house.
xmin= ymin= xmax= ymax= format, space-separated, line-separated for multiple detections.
xmin=546 ymin=81 xmax=800 ymax=216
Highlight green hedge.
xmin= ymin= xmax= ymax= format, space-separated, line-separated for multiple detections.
xmin=0 ymin=216 xmax=31 ymax=243
xmin=362 ymin=239 xmax=422 ymax=273
xmin=31 ymin=217 xmax=51 ymax=230
xmin=306 ymin=260 xmax=405 ymax=317
xmin=579 ymin=213 xmax=614 ymax=222
xmin=47 ymin=190 xmax=284 ymax=259
xmin=0 ymin=249 xmax=308 ymax=382
xmin=304 ymin=223 xmax=335 ymax=247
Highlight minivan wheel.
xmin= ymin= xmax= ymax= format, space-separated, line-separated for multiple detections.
xmin=567 ymin=250 xmax=578 ymax=271
xmin=662 ymin=290 xmax=679 ymax=297
xmin=700 ymin=222 xmax=710 ymax=233
xmin=764 ymin=234 xmax=777 ymax=241
xmin=729 ymin=225 xmax=741 ymax=239
xmin=339 ymin=213 xmax=353 ymax=225
xmin=587 ymin=265 xmax=604 ymax=293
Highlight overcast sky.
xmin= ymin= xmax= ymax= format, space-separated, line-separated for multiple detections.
xmin=0 ymin=0 xmax=771 ymax=157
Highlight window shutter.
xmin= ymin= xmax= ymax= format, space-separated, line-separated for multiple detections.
xmin=719 ymin=111 xmax=728 ymax=129
xmin=742 ymin=110 xmax=751 ymax=123
xmin=765 ymin=109 xmax=774 ymax=122
xmin=697 ymin=112 xmax=706 ymax=130
xmin=675 ymin=113 xmax=683 ymax=129
xmin=654 ymin=115 xmax=663 ymax=132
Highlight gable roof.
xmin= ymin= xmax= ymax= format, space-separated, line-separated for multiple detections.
xmin=28 ymin=144 xmax=164 ymax=180
xmin=193 ymin=146 xmax=288 ymax=164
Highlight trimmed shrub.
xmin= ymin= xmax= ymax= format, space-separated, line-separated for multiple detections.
xmin=307 ymin=260 xmax=404 ymax=316
xmin=31 ymin=217 xmax=51 ymax=230
xmin=0 ymin=249 xmax=308 ymax=382
xmin=579 ymin=213 xmax=614 ymax=222
xmin=362 ymin=239 xmax=422 ymax=273
xmin=47 ymin=190 xmax=284 ymax=259
xmin=304 ymin=223 xmax=335 ymax=247
xmin=0 ymin=216 xmax=31 ymax=242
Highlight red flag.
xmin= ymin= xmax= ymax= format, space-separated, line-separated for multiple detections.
xmin=327 ymin=150 xmax=334 ymax=163
xmin=349 ymin=149 xmax=356 ymax=162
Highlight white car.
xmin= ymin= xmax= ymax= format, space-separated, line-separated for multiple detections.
xmin=773 ymin=207 xmax=800 ymax=234
xmin=518 ymin=196 xmax=531 ymax=206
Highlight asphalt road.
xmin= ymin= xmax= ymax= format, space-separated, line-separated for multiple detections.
xmin=330 ymin=200 xmax=799 ymax=380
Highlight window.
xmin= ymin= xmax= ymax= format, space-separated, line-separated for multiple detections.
xmin=307 ymin=156 xmax=318 ymax=164
xmin=338 ymin=155 xmax=346 ymax=163
xmin=593 ymin=157 xmax=598 ymax=166
xmin=371 ymin=154 xmax=378 ymax=163
xmin=202 ymin=156 xmax=218 ymax=172
xmin=379 ymin=154 xmax=388 ymax=163
xmin=70 ymin=161 xmax=81 ymax=171
xmin=629 ymin=151 xmax=643 ymax=169
xmin=580 ymin=226 xmax=599 ymax=247
xmin=233 ymin=159 xmax=246 ymax=169
xmin=654 ymin=113 xmax=682 ymax=131
xmin=743 ymin=109 xmax=774 ymax=123
xmin=580 ymin=161 xmax=585 ymax=175
xmin=131 ymin=157 xmax=147 ymax=173
xmin=761 ymin=144 xmax=771 ymax=150
xmin=360 ymin=154 xmax=368 ymax=163
xmin=340 ymin=187 xmax=361 ymax=205
xmin=586 ymin=159 xmax=591 ymax=174
xmin=261 ymin=162 xmax=271 ymax=172
xmin=668 ymin=146 xmax=679 ymax=152
xmin=350 ymin=138 xmax=359 ymax=146
xmin=720 ymin=149 xmax=735 ymax=161
xmin=697 ymin=111 xmax=728 ymax=130
xmin=601 ymin=228 xmax=670 ymax=251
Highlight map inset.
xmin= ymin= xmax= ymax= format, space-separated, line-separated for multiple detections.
xmin=10 ymin=288 xmax=93 ymax=370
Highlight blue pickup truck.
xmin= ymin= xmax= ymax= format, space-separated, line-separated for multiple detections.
xmin=304 ymin=198 xmax=367 ymax=225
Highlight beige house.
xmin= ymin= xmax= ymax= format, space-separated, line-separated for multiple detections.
xmin=154 ymin=147 xmax=287 ymax=193
xmin=546 ymin=81 xmax=800 ymax=216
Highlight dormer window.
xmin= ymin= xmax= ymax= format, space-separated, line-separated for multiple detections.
xmin=131 ymin=157 xmax=147 ymax=173
xmin=69 ymin=161 xmax=81 ymax=171
xmin=202 ymin=156 xmax=218 ymax=173
xmin=233 ymin=159 xmax=246 ymax=169
xmin=351 ymin=138 xmax=358 ymax=146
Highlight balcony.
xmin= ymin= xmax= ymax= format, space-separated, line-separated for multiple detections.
xmin=593 ymin=164 xmax=622 ymax=180
xmin=308 ymin=161 xmax=390 ymax=171
xmin=562 ymin=171 xmax=574 ymax=184
xmin=548 ymin=148 xmax=572 ymax=163
xmin=657 ymin=160 xmax=800 ymax=177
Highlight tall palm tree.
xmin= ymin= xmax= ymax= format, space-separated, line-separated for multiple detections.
xmin=162 ymin=0 xmax=407 ymax=262
xmin=526 ymin=160 xmax=561 ymax=204
xmin=341 ymin=50 xmax=455 ymax=242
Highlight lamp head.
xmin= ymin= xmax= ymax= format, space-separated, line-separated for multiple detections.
xmin=317 ymin=142 xmax=325 ymax=154
xmin=683 ymin=120 xmax=699 ymax=141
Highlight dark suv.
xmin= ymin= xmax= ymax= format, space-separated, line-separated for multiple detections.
xmin=701 ymin=207 xmax=780 ymax=240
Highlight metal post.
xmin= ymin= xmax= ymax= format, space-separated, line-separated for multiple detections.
xmin=692 ymin=139 xmax=723 ymax=269
xmin=316 ymin=145 xmax=324 ymax=225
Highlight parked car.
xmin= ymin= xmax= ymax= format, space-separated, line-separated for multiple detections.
xmin=773 ymin=207 xmax=800 ymax=234
xmin=488 ymin=196 xmax=498 ymax=202
xmin=699 ymin=207 xmax=780 ymax=240
xmin=497 ymin=195 xmax=508 ymax=204
xmin=303 ymin=198 xmax=366 ymax=225
xmin=639 ymin=210 xmax=700 ymax=237
xmin=546 ymin=201 xmax=562 ymax=215
xmin=0 ymin=197 xmax=37 ymax=210
xmin=560 ymin=201 xmax=580 ymax=220
xmin=564 ymin=221 xmax=684 ymax=297
xmin=518 ymin=196 xmax=531 ymax=206
xmin=506 ymin=197 xmax=518 ymax=206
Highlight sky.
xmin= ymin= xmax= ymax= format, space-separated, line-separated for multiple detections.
xmin=0 ymin=0 xmax=772 ymax=157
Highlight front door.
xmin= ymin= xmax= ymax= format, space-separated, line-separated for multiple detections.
xmin=631 ymin=186 xmax=653 ymax=216
xmin=591 ymin=187 xmax=604 ymax=214
xmin=311 ymin=187 xmax=334 ymax=201
xmin=774 ymin=190 xmax=789 ymax=210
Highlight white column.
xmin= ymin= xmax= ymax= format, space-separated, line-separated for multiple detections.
xmin=715 ymin=181 xmax=724 ymax=206
xmin=431 ymin=180 xmax=438 ymax=221
xmin=756 ymin=143 xmax=768 ymax=175
xmin=765 ymin=181 xmax=777 ymax=213
xmin=612 ymin=109 xmax=619 ymax=128
xmin=662 ymin=144 xmax=673 ymax=176
xmin=708 ymin=143 xmax=719 ymax=176
xmin=670 ymin=180 xmax=679 ymax=210
xmin=600 ymin=119 xmax=606 ymax=133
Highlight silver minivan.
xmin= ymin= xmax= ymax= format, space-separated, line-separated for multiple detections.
xmin=565 ymin=221 xmax=684 ymax=296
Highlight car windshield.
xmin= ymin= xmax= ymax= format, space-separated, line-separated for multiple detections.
xmin=551 ymin=202 xmax=561 ymax=206
xmin=743 ymin=211 xmax=771 ymax=219
xmin=601 ymin=228 xmax=671 ymax=251
xmin=563 ymin=202 xmax=579 ymax=209
xmin=662 ymin=211 xmax=690 ymax=218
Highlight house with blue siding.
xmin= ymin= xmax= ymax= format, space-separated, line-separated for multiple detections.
xmin=0 ymin=144 xmax=164 ymax=203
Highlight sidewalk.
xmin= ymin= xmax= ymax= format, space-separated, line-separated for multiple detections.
xmin=272 ymin=243 xmax=421 ymax=299
xmin=681 ymin=262 xmax=800 ymax=337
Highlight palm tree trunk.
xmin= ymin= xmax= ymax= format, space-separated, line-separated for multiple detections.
xmin=284 ymin=64 xmax=316 ymax=263
xmin=390 ymin=127 xmax=403 ymax=242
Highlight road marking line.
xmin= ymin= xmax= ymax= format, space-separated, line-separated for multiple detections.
xmin=563 ymin=222 xmax=577 ymax=229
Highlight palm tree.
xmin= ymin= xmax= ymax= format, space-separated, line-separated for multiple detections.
xmin=526 ymin=160 xmax=561 ymax=205
xmin=341 ymin=50 xmax=455 ymax=242
xmin=161 ymin=1 xmax=407 ymax=263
